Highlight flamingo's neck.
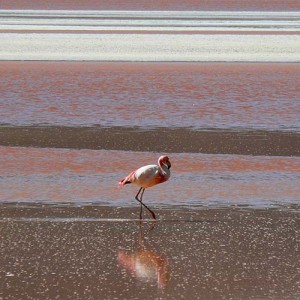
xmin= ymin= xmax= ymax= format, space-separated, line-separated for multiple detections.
xmin=158 ymin=159 xmax=169 ymax=177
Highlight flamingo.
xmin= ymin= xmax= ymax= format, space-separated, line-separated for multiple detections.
xmin=118 ymin=155 xmax=171 ymax=219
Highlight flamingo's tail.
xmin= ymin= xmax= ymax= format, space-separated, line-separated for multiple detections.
xmin=118 ymin=171 xmax=135 ymax=188
xmin=118 ymin=177 xmax=131 ymax=187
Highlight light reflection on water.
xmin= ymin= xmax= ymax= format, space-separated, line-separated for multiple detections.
xmin=1 ymin=62 xmax=299 ymax=131
xmin=1 ymin=210 xmax=300 ymax=299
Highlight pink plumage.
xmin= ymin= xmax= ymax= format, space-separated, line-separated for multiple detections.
xmin=119 ymin=155 xmax=171 ymax=219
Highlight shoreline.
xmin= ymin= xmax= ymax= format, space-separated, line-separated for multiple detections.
xmin=1 ymin=201 xmax=300 ymax=218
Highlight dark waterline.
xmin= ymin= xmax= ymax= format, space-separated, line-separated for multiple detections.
xmin=1 ymin=126 xmax=299 ymax=156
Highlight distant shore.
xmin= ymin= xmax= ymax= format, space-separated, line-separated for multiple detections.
xmin=0 ymin=10 xmax=300 ymax=62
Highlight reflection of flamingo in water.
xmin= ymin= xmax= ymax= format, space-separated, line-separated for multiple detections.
xmin=119 ymin=155 xmax=171 ymax=219
xmin=118 ymin=223 xmax=170 ymax=289
xmin=118 ymin=249 xmax=169 ymax=289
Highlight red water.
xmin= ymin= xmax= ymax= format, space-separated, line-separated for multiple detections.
xmin=1 ymin=147 xmax=299 ymax=206
xmin=2 ymin=0 xmax=300 ymax=11
xmin=1 ymin=62 xmax=299 ymax=131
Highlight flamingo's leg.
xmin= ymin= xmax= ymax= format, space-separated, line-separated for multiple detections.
xmin=135 ymin=187 xmax=143 ymax=219
xmin=135 ymin=188 xmax=156 ymax=220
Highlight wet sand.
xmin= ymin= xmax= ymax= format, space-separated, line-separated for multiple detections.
xmin=1 ymin=203 xmax=300 ymax=299
xmin=1 ymin=126 xmax=300 ymax=156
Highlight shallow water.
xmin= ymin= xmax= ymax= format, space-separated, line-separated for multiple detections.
xmin=1 ymin=148 xmax=299 ymax=208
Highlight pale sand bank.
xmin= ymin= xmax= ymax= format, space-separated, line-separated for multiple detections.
xmin=1 ymin=32 xmax=300 ymax=62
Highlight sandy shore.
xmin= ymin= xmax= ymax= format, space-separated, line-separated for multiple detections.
xmin=0 ymin=126 xmax=299 ymax=156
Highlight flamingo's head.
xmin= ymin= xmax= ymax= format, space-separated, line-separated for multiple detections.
xmin=159 ymin=155 xmax=171 ymax=169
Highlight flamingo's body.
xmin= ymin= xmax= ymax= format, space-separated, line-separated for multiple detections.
xmin=119 ymin=155 xmax=171 ymax=219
